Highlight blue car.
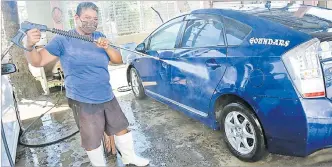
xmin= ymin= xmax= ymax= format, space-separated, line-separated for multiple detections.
xmin=126 ymin=4 xmax=332 ymax=162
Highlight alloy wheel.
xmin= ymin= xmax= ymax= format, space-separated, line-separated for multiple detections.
xmin=224 ymin=111 xmax=256 ymax=155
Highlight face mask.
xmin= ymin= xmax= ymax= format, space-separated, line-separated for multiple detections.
xmin=78 ymin=18 xmax=98 ymax=34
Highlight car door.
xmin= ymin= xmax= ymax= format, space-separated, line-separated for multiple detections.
xmin=170 ymin=14 xmax=228 ymax=116
xmin=1 ymin=75 xmax=20 ymax=167
xmin=133 ymin=15 xmax=186 ymax=99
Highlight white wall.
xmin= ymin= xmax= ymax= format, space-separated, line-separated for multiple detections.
xmin=25 ymin=1 xmax=53 ymax=28
xmin=25 ymin=1 xmax=55 ymax=41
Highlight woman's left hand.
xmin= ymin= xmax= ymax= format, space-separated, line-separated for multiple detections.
xmin=95 ymin=37 xmax=109 ymax=49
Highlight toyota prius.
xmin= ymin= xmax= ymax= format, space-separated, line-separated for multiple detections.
xmin=126 ymin=4 xmax=332 ymax=162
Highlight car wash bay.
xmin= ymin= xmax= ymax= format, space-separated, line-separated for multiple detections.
xmin=14 ymin=65 xmax=332 ymax=167
xmin=6 ymin=1 xmax=332 ymax=166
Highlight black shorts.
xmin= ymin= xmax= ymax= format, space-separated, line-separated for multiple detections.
xmin=68 ymin=97 xmax=129 ymax=150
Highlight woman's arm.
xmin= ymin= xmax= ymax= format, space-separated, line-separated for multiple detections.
xmin=24 ymin=28 xmax=59 ymax=67
xmin=104 ymin=47 xmax=123 ymax=64
xmin=95 ymin=37 xmax=123 ymax=64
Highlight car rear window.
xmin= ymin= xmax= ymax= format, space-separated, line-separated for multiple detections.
xmin=224 ymin=17 xmax=252 ymax=46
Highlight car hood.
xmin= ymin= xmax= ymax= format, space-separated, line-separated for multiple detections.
xmin=242 ymin=3 xmax=332 ymax=34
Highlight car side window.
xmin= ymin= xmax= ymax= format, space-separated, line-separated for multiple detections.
xmin=223 ymin=17 xmax=252 ymax=46
xmin=146 ymin=15 xmax=186 ymax=51
xmin=148 ymin=22 xmax=183 ymax=50
xmin=181 ymin=19 xmax=225 ymax=48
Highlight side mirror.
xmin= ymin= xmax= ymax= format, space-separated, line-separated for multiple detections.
xmin=1 ymin=63 xmax=17 ymax=75
xmin=135 ymin=43 xmax=146 ymax=53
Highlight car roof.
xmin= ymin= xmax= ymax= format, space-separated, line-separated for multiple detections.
xmin=190 ymin=8 xmax=260 ymax=28
xmin=189 ymin=5 xmax=332 ymax=34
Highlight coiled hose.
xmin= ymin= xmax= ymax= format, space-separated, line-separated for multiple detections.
xmin=16 ymin=93 xmax=80 ymax=147
xmin=2 ymin=27 xmax=133 ymax=165
xmin=4 ymin=29 xmax=132 ymax=163
xmin=48 ymin=28 xmax=143 ymax=55
xmin=48 ymin=28 xmax=133 ymax=93
xmin=17 ymin=70 xmax=79 ymax=147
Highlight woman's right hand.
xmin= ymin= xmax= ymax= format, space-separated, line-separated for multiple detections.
xmin=26 ymin=28 xmax=41 ymax=49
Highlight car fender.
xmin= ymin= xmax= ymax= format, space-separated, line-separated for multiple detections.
xmin=125 ymin=52 xmax=142 ymax=84
xmin=209 ymin=62 xmax=308 ymax=149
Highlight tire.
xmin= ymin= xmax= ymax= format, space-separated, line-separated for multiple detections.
xmin=219 ymin=102 xmax=267 ymax=162
xmin=130 ymin=68 xmax=146 ymax=99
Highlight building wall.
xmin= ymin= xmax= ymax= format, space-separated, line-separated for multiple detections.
xmin=25 ymin=1 xmax=53 ymax=28
xmin=25 ymin=1 xmax=57 ymax=42
xmin=328 ymin=1 xmax=332 ymax=8
xmin=114 ymin=32 xmax=150 ymax=45
xmin=303 ymin=0 xmax=332 ymax=8
xmin=303 ymin=1 xmax=318 ymax=6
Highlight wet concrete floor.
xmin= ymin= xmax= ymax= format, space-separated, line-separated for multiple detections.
xmin=15 ymin=66 xmax=332 ymax=166
xmin=14 ymin=91 xmax=332 ymax=167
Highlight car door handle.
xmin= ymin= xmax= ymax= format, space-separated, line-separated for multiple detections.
xmin=174 ymin=56 xmax=180 ymax=60
xmin=205 ymin=59 xmax=221 ymax=69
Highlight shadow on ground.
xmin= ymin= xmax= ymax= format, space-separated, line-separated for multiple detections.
xmin=14 ymin=90 xmax=332 ymax=167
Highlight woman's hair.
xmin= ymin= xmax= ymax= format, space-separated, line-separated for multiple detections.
xmin=76 ymin=2 xmax=99 ymax=16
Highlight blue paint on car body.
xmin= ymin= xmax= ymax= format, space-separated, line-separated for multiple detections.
xmin=126 ymin=4 xmax=332 ymax=158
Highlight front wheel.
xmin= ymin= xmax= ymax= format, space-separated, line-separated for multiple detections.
xmin=130 ymin=68 xmax=145 ymax=99
xmin=220 ymin=102 xmax=267 ymax=162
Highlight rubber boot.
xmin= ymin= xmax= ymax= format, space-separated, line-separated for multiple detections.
xmin=86 ymin=142 xmax=107 ymax=167
xmin=114 ymin=131 xmax=149 ymax=166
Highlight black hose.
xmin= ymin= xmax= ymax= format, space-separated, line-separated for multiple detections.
xmin=16 ymin=92 xmax=80 ymax=148
xmin=15 ymin=66 xmax=130 ymax=148
xmin=47 ymin=28 xmax=145 ymax=56
xmin=47 ymin=26 xmax=140 ymax=94
xmin=117 ymin=85 xmax=131 ymax=92
xmin=13 ymin=93 xmax=24 ymax=134
xmin=15 ymin=69 xmax=79 ymax=148
xmin=1 ymin=119 xmax=15 ymax=167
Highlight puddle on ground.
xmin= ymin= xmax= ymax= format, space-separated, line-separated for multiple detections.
xmin=15 ymin=89 xmax=332 ymax=167
xmin=15 ymin=92 xmax=152 ymax=167
xmin=19 ymin=108 xmax=78 ymax=146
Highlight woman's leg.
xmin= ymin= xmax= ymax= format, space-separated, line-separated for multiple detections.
xmin=104 ymin=97 xmax=149 ymax=166
xmin=86 ymin=141 xmax=107 ymax=166
xmin=68 ymin=98 xmax=107 ymax=166
xmin=115 ymin=129 xmax=128 ymax=135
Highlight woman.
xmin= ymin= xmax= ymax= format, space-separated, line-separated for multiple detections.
xmin=24 ymin=2 xmax=149 ymax=166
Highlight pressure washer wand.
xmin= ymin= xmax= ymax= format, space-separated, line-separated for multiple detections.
xmin=11 ymin=21 xmax=144 ymax=56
